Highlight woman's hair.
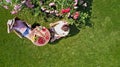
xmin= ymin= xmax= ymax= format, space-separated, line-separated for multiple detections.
xmin=15 ymin=17 xmax=20 ymax=21
xmin=61 ymin=24 xmax=69 ymax=31
xmin=13 ymin=17 xmax=20 ymax=27
xmin=31 ymin=22 xmax=40 ymax=30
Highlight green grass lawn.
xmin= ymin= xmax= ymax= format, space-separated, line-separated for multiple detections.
xmin=0 ymin=0 xmax=120 ymax=67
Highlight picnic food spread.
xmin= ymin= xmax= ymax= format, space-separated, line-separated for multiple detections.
xmin=31 ymin=26 xmax=51 ymax=46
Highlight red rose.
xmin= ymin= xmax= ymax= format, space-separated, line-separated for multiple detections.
xmin=61 ymin=8 xmax=70 ymax=14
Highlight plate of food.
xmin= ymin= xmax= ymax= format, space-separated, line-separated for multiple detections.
xmin=32 ymin=27 xmax=51 ymax=46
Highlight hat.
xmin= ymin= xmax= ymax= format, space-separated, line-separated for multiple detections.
xmin=7 ymin=19 xmax=15 ymax=33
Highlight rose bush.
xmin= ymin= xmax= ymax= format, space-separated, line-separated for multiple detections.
xmin=0 ymin=0 xmax=92 ymax=29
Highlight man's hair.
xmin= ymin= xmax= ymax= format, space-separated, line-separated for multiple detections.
xmin=61 ymin=24 xmax=69 ymax=31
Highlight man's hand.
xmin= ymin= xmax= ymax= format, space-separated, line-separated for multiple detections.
xmin=49 ymin=22 xmax=59 ymax=27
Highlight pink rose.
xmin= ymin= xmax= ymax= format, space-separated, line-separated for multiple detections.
xmin=73 ymin=12 xmax=80 ymax=20
xmin=6 ymin=0 xmax=11 ymax=3
xmin=74 ymin=0 xmax=78 ymax=6
xmin=3 ymin=5 xmax=9 ymax=9
xmin=11 ymin=10 xmax=18 ymax=14
xmin=49 ymin=2 xmax=56 ymax=7
xmin=25 ymin=0 xmax=34 ymax=8
xmin=14 ymin=4 xmax=21 ymax=11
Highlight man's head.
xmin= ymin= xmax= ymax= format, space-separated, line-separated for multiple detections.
xmin=61 ymin=24 xmax=69 ymax=31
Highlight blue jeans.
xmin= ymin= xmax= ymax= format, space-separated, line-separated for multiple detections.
xmin=22 ymin=28 xmax=30 ymax=37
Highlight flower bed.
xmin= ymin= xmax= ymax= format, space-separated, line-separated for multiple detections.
xmin=0 ymin=0 xmax=92 ymax=29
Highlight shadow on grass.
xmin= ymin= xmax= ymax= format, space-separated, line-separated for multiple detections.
xmin=48 ymin=38 xmax=62 ymax=45
xmin=69 ymin=24 xmax=80 ymax=36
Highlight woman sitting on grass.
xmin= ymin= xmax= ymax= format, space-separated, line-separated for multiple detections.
xmin=49 ymin=20 xmax=70 ymax=42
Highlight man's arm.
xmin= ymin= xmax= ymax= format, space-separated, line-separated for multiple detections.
xmin=49 ymin=22 xmax=59 ymax=27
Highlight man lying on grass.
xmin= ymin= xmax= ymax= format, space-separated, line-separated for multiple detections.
xmin=49 ymin=20 xmax=70 ymax=42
